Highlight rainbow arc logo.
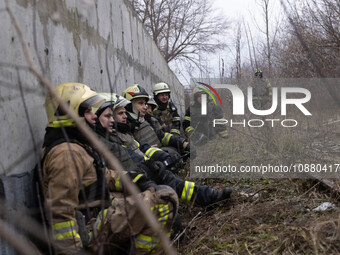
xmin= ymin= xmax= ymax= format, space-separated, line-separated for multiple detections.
xmin=196 ymin=82 xmax=223 ymax=107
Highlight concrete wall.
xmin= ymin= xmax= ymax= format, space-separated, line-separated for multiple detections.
xmin=0 ymin=0 xmax=184 ymax=253
xmin=0 ymin=0 xmax=184 ymax=176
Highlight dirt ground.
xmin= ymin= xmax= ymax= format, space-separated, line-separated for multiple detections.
xmin=175 ymin=178 xmax=339 ymax=254
xmin=176 ymin=111 xmax=340 ymax=254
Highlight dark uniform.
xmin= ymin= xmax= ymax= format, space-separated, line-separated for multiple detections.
xmin=183 ymin=96 xmax=228 ymax=145
xmin=153 ymin=101 xmax=181 ymax=135
xmin=152 ymin=82 xmax=181 ymax=135
xmin=251 ymin=69 xmax=272 ymax=109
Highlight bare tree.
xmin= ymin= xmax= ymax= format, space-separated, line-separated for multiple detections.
xmin=275 ymin=0 xmax=340 ymax=78
xmin=260 ymin=0 xmax=272 ymax=75
xmin=235 ymin=21 xmax=242 ymax=80
xmin=129 ymin=0 xmax=229 ymax=64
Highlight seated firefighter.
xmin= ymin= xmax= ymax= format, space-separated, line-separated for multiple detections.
xmin=103 ymin=89 xmax=232 ymax=206
xmin=40 ymin=82 xmax=178 ymax=254
xmin=152 ymin=82 xmax=181 ymax=135
xmin=121 ymin=84 xmax=191 ymax=160
xmin=250 ymin=68 xmax=272 ymax=110
xmin=183 ymin=86 xmax=228 ymax=146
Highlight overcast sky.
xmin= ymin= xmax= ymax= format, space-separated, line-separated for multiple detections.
xmin=173 ymin=0 xmax=285 ymax=85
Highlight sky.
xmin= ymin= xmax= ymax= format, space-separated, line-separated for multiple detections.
xmin=173 ymin=0 xmax=281 ymax=84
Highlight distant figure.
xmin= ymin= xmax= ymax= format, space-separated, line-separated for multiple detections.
xmin=183 ymin=86 xmax=228 ymax=146
xmin=251 ymin=68 xmax=272 ymax=109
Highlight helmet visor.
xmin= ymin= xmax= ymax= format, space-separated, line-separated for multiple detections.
xmin=81 ymin=95 xmax=105 ymax=109
xmin=79 ymin=95 xmax=105 ymax=116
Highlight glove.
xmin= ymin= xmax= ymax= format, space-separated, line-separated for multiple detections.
xmin=163 ymin=154 xmax=184 ymax=174
xmin=163 ymin=154 xmax=180 ymax=167
xmin=182 ymin=142 xmax=197 ymax=159
xmin=145 ymin=160 xmax=167 ymax=183
xmin=128 ymin=169 xmax=158 ymax=192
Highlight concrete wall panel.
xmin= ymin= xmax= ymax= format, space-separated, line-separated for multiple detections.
xmin=0 ymin=0 xmax=184 ymax=252
xmin=0 ymin=0 xmax=184 ymax=176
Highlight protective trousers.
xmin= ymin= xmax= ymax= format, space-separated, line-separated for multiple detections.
xmin=145 ymin=167 xmax=218 ymax=206
xmin=89 ymin=188 xmax=178 ymax=254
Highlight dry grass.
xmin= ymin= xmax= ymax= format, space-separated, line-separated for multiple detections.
xmin=178 ymin=108 xmax=340 ymax=254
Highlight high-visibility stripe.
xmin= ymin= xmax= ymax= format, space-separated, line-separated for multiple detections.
xmin=145 ymin=147 xmax=163 ymax=158
xmin=89 ymin=209 xmax=109 ymax=242
xmin=132 ymin=174 xmax=143 ymax=183
xmin=185 ymin=126 xmax=194 ymax=133
xmin=53 ymin=220 xmax=80 ymax=240
xmin=162 ymin=133 xmax=172 ymax=146
xmin=134 ymin=139 xmax=140 ymax=147
xmin=52 ymin=119 xmax=76 ymax=128
xmin=94 ymin=209 xmax=108 ymax=230
xmin=180 ymin=181 xmax=195 ymax=204
xmin=135 ymin=234 xmax=159 ymax=252
xmin=115 ymin=176 xmax=122 ymax=191
xmin=219 ymin=130 xmax=228 ymax=137
xmin=172 ymin=117 xmax=181 ymax=121
xmin=184 ymin=116 xmax=191 ymax=121
xmin=170 ymin=129 xmax=180 ymax=134
xmin=84 ymin=181 xmax=95 ymax=187
xmin=151 ymin=204 xmax=170 ymax=227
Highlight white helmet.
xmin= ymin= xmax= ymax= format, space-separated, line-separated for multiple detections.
xmin=153 ymin=82 xmax=171 ymax=96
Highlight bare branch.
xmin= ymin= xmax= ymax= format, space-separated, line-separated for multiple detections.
xmin=4 ymin=0 xmax=176 ymax=254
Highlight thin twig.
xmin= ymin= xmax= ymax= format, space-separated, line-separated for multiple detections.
xmin=4 ymin=1 xmax=176 ymax=254
xmin=172 ymin=211 xmax=202 ymax=244
xmin=298 ymin=182 xmax=320 ymax=198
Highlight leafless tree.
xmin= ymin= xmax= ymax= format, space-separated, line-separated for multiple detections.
xmin=275 ymin=0 xmax=340 ymax=78
xmin=235 ymin=21 xmax=242 ymax=80
xmin=129 ymin=0 xmax=229 ymax=65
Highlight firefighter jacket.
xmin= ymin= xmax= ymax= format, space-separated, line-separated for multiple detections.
xmin=152 ymin=100 xmax=181 ymax=135
xmin=183 ymin=102 xmax=228 ymax=140
xmin=115 ymin=121 xmax=170 ymax=162
xmin=252 ymin=77 xmax=272 ymax=98
xmin=249 ymin=78 xmax=272 ymax=109
xmin=109 ymin=128 xmax=224 ymax=207
xmin=95 ymin=120 xmax=157 ymax=192
xmin=127 ymin=112 xmax=188 ymax=155
xmin=41 ymin=127 xmax=178 ymax=254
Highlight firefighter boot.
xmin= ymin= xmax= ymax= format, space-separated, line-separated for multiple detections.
xmin=211 ymin=187 xmax=232 ymax=203
xmin=195 ymin=186 xmax=232 ymax=206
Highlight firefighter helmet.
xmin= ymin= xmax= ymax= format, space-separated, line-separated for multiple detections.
xmin=153 ymin=82 xmax=171 ymax=96
xmin=255 ymin=69 xmax=263 ymax=78
xmin=147 ymin=96 xmax=158 ymax=109
xmin=45 ymin=82 xmax=104 ymax=128
xmin=93 ymin=93 xmax=131 ymax=114
xmin=121 ymin=84 xmax=149 ymax=102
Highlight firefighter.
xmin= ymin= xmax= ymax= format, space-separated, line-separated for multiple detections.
xmin=183 ymin=87 xmax=228 ymax=146
xmin=251 ymin=68 xmax=272 ymax=109
xmin=152 ymin=82 xmax=181 ymax=135
xmin=115 ymin=89 xmax=233 ymax=206
xmin=41 ymin=83 xmax=178 ymax=254
xmin=121 ymin=84 xmax=190 ymax=158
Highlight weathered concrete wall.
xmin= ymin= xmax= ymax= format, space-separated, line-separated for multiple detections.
xmin=0 ymin=0 xmax=184 ymax=176
xmin=0 ymin=1 xmax=184 ymax=252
